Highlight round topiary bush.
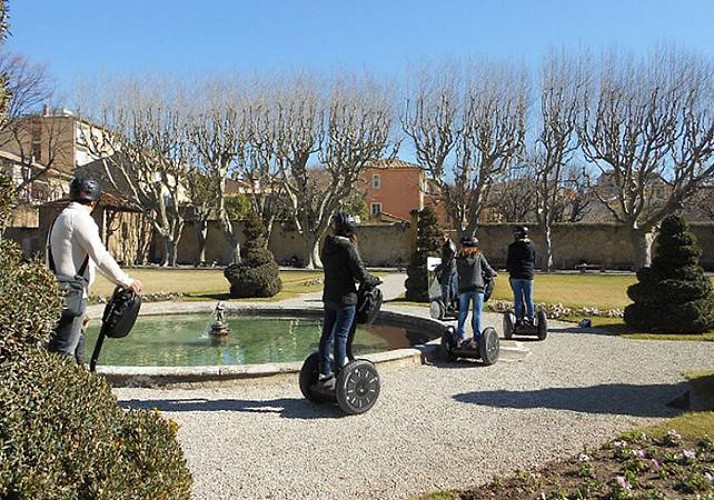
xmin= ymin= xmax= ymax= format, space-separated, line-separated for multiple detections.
xmin=224 ymin=211 xmax=282 ymax=298
xmin=0 ymin=349 xmax=193 ymax=499
xmin=624 ymin=215 xmax=714 ymax=333
xmin=404 ymin=207 xmax=441 ymax=302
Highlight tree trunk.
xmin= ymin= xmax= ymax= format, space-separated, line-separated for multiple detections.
xmin=544 ymin=222 xmax=554 ymax=272
xmin=628 ymin=227 xmax=655 ymax=270
xmin=165 ymin=236 xmax=177 ymax=267
xmin=196 ymin=220 xmax=208 ymax=265
xmin=305 ymin=233 xmax=321 ymax=269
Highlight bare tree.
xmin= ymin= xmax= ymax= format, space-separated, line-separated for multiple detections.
xmin=403 ymin=62 xmax=527 ymax=237
xmin=578 ymin=47 xmax=714 ymax=269
xmin=402 ymin=64 xmax=463 ymax=232
xmin=484 ymin=163 xmax=537 ymax=222
xmin=78 ymin=78 xmax=192 ymax=266
xmin=530 ymin=52 xmax=585 ymax=270
xmin=190 ymin=78 xmax=248 ymax=264
xmin=0 ymin=52 xmax=71 ymax=197
xmin=241 ymin=81 xmax=287 ymax=245
xmin=458 ymin=63 xmax=528 ymax=237
xmin=276 ymin=75 xmax=396 ymax=268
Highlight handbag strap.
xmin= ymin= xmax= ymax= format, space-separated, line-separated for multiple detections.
xmin=48 ymin=218 xmax=89 ymax=277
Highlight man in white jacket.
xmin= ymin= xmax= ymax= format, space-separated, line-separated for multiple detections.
xmin=47 ymin=177 xmax=143 ymax=362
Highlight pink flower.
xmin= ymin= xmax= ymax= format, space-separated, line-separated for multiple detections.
xmin=616 ymin=476 xmax=632 ymax=490
xmin=633 ymin=449 xmax=646 ymax=458
xmin=651 ymin=458 xmax=660 ymax=471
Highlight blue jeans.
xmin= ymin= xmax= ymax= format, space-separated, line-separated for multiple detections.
xmin=319 ymin=303 xmax=356 ymax=376
xmin=510 ymin=278 xmax=534 ymax=321
xmin=457 ymin=290 xmax=484 ymax=340
xmin=440 ymin=271 xmax=457 ymax=307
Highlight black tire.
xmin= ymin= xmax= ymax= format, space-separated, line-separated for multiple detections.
xmin=429 ymin=299 xmax=446 ymax=320
xmin=479 ymin=327 xmax=500 ymax=366
xmin=536 ymin=309 xmax=548 ymax=340
xmin=503 ymin=311 xmax=515 ymax=340
xmin=336 ymin=360 xmax=380 ymax=415
xmin=299 ymin=352 xmax=330 ymax=403
xmin=440 ymin=327 xmax=457 ymax=362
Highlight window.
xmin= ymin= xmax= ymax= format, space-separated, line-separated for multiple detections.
xmin=370 ymin=202 xmax=382 ymax=216
xmin=371 ymin=174 xmax=381 ymax=189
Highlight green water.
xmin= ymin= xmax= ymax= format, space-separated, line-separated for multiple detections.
xmin=85 ymin=314 xmax=435 ymax=367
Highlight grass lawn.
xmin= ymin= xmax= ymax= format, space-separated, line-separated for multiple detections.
xmin=91 ymin=268 xmax=326 ymax=301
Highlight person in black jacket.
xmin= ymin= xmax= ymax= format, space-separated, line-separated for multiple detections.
xmin=455 ymin=236 xmax=497 ymax=347
xmin=438 ymin=231 xmax=458 ymax=310
xmin=317 ymin=213 xmax=380 ymax=390
xmin=506 ymin=226 xmax=537 ymax=326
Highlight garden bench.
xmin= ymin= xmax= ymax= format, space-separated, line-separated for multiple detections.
xmin=575 ymin=262 xmax=604 ymax=273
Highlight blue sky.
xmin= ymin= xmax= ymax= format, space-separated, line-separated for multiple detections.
xmin=5 ymin=0 xmax=714 ymax=103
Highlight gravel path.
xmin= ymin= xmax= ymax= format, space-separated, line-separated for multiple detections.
xmin=112 ymin=275 xmax=714 ymax=499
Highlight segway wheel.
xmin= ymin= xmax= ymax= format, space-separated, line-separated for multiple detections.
xmin=536 ymin=309 xmax=548 ymax=341
xmin=479 ymin=327 xmax=500 ymax=366
xmin=429 ymin=299 xmax=446 ymax=320
xmin=299 ymin=352 xmax=331 ymax=403
xmin=336 ymin=360 xmax=380 ymax=415
xmin=440 ymin=327 xmax=457 ymax=362
xmin=503 ymin=311 xmax=515 ymax=340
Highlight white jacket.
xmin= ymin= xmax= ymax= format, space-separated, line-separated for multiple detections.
xmin=47 ymin=202 xmax=133 ymax=296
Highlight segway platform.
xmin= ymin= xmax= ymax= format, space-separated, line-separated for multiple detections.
xmin=502 ymin=308 xmax=548 ymax=340
xmin=440 ymin=325 xmax=499 ymax=365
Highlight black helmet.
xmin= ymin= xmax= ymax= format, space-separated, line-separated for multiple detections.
xmin=333 ymin=212 xmax=357 ymax=236
xmin=514 ymin=226 xmax=529 ymax=239
xmin=460 ymin=236 xmax=479 ymax=247
xmin=69 ymin=177 xmax=102 ymax=203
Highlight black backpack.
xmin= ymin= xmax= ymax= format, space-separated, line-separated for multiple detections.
xmin=101 ymin=287 xmax=142 ymax=339
xmin=355 ymin=283 xmax=383 ymax=325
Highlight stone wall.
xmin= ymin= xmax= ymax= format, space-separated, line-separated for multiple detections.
xmin=171 ymin=221 xmax=713 ymax=271
xmin=12 ymin=213 xmax=714 ymax=271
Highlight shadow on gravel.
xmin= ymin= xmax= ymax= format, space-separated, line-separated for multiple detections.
xmin=119 ymin=397 xmax=346 ymax=419
xmin=454 ymin=381 xmax=690 ymax=417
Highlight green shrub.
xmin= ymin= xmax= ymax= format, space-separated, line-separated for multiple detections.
xmin=0 ymin=349 xmax=193 ymax=499
xmin=224 ymin=211 xmax=282 ymax=298
xmin=0 ymin=173 xmax=15 ymax=233
xmin=0 ymin=239 xmax=63 ymax=362
xmin=624 ymin=215 xmax=714 ymax=333
xmin=404 ymin=207 xmax=441 ymax=302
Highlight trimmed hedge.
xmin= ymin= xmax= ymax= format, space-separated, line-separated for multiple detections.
xmin=404 ymin=206 xmax=441 ymax=302
xmin=624 ymin=215 xmax=714 ymax=333
xmin=0 ymin=239 xmax=63 ymax=363
xmin=224 ymin=211 xmax=282 ymax=298
xmin=0 ymin=350 xmax=192 ymax=499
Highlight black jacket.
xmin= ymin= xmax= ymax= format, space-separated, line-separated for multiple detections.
xmin=506 ymin=239 xmax=536 ymax=280
xmin=321 ymin=235 xmax=378 ymax=306
xmin=456 ymin=252 xmax=496 ymax=293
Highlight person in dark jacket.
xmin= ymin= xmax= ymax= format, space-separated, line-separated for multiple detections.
xmin=438 ymin=231 xmax=458 ymax=310
xmin=317 ymin=212 xmax=380 ymax=390
xmin=455 ymin=236 xmax=497 ymax=347
xmin=506 ymin=226 xmax=537 ymax=326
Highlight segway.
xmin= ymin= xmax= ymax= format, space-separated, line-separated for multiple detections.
xmin=440 ymin=325 xmax=500 ymax=365
xmin=429 ymin=293 xmax=459 ymax=321
xmin=89 ymin=287 xmax=142 ymax=372
xmin=503 ymin=307 xmax=548 ymax=341
xmin=299 ymin=281 xmax=383 ymax=415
